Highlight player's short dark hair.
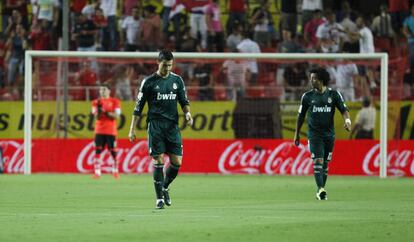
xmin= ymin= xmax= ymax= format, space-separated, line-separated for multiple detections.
xmin=158 ymin=49 xmax=174 ymax=62
xmin=242 ymin=30 xmax=253 ymax=39
xmin=310 ymin=68 xmax=330 ymax=86
xmin=99 ymin=83 xmax=111 ymax=90
xmin=362 ymin=96 xmax=371 ymax=107
xmin=144 ymin=4 xmax=156 ymax=13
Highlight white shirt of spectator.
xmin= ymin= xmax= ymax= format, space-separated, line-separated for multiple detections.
xmin=227 ymin=34 xmax=242 ymax=50
xmin=122 ymin=16 xmax=141 ymax=45
xmin=302 ymin=0 xmax=323 ymax=10
xmin=170 ymin=3 xmax=185 ymax=19
xmin=254 ymin=20 xmax=269 ymax=32
xmin=356 ymin=106 xmax=376 ymax=131
xmin=237 ymin=39 xmax=261 ymax=73
xmin=100 ymin=0 xmax=117 ymax=17
xmin=316 ymin=22 xmax=344 ymax=53
xmin=341 ymin=17 xmax=358 ymax=43
xmin=32 ymin=0 xmax=60 ymax=22
xmin=223 ymin=60 xmax=251 ymax=86
xmin=359 ymin=26 xmax=375 ymax=53
xmin=333 ymin=63 xmax=358 ymax=101
xmin=163 ymin=0 xmax=176 ymax=7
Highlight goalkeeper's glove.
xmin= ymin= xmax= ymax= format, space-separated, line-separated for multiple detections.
xmin=97 ymin=100 xmax=103 ymax=115
xmin=97 ymin=101 xmax=107 ymax=119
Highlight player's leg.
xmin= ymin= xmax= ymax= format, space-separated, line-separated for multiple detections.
xmin=164 ymin=127 xmax=183 ymax=189
xmin=321 ymin=136 xmax=335 ymax=200
xmin=323 ymin=137 xmax=335 ymax=187
xmin=163 ymin=154 xmax=182 ymax=206
xmin=314 ymin=157 xmax=326 ymax=200
xmin=309 ymin=138 xmax=326 ymax=200
xmin=164 ymin=154 xmax=182 ymax=189
xmin=107 ymin=135 xmax=119 ymax=178
xmin=153 ymin=154 xmax=166 ymax=209
xmin=148 ymin=120 xmax=167 ymax=209
xmin=322 ymin=161 xmax=329 ymax=188
xmin=162 ymin=124 xmax=183 ymax=206
xmin=94 ymin=134 xmax=104 ymax=178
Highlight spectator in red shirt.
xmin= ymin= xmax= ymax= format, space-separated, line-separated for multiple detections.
xmin=93 ymin=8 xmax=108 ymax=50
xmin=124 ymin=0 xmax=141 ymax=16
xmin=139 ymin=5 xmax=161 ymax=51
xmin=70 ymin=0 xmax=88 ymax=14
xmin=75 ymin=61 xmax=99 ymax=100
xmin=304 ymin=10 xmax=325 ymax=51
xmin=93 ymin=8 xmax=108 ymax=32
xmin=29 ymin=19 xmax=52 ymax=50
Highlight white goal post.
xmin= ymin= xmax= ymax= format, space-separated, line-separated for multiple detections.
xmin=24 ymin=51 xmax=389 ymax=177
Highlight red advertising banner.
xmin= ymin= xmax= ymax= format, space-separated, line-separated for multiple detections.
xmin=1 ymin=139 xmax=413 ymax=176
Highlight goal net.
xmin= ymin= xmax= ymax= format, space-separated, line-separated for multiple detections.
xmin=11 ymin=51 xmax=405 ymax=177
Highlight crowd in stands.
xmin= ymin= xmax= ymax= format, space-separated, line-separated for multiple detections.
xmin=0 ymin=0 xmax=414 ymax=101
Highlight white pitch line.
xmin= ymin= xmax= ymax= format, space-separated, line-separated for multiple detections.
xmin=0 ymin=213 xmax=222 ymax=219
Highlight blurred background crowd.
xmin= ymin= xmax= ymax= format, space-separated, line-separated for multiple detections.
xmin=0 ymin=0 xmax=413 ymax=102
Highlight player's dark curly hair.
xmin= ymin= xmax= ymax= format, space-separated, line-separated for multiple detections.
xmin=310 ymin=68 xmax=330 ymax=86
xmin=158 ymin=49 xmax=174 ymax=61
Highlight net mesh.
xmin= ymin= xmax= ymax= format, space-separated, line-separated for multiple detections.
xmin=29 ymin=56 xmax=407 ymax=102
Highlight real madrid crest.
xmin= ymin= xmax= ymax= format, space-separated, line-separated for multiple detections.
xmin=173 ymin=83 xmax=177 ymax=90
xmin=327 ymin=97 xmax=332 ymax=103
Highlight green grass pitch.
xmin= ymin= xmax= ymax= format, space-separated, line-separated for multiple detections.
xmin=0 ymin=174 xmax=413 ymax=242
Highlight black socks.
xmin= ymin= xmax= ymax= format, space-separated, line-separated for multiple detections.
xmin=314 ymin=163 xmax=324 ymax=189
xmin=164 ymin=163 xmax=180 ymax=189
xmin=153 ymin=164 xmax=164 ymax=199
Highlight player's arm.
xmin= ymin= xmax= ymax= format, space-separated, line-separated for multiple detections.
xmin=182 ymin=105 xmax=193 ymax=126
xmin=343 ymin=26 xmax=361 ymax=41
xmin=105 ymin=110 xmax=120 ymax=119
xmin=177 ymin=77 xmax=193 ymax=126
xmin=341 ymin=110 xmax=351 ymax=132
xmin=105 ymin=100 xmax=121 ymax=120
xmin=335 ymin=90 xmax=352 ymax=132
xmin=294 ymin=93 xmax=309 ymax=146
xmin=129 ymin=80 xmax=147 ymax=142
xmin=91 ymin=100 xmax=104 ymax=119
xmin=129 ymin=115 xmax=139 ymax=142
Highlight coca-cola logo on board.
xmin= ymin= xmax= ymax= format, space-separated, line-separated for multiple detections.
xmin=363 ymin=144 xmax=414 ymax=176
xmin=0 ymin=141 xmax=25 ymax=173
xmin=218 ymin=141 xmax=313 ymax=175
xmin=76 ymin=141 xmax=169 ymax=174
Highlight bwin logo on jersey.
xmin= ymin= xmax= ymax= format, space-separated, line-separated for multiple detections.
xmin=157 ymin=92 xmax=177 ymax=100
xmin=312 ymin=105 xmax=332 ymax=113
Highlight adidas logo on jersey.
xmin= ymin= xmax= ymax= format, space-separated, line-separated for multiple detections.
xmin=312 ymin=105 xmax=332 ymax=113
xmin=157 ymin=92 xmax=177 ymax=100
